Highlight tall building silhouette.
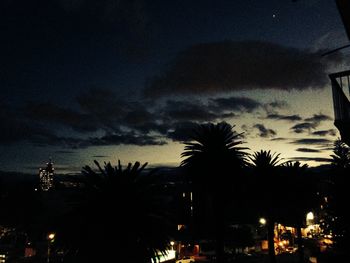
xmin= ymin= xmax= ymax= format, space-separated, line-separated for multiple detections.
xmin=38 ymin=159 xmax=54 ymax=191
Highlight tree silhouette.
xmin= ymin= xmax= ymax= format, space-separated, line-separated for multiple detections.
xmin=57 ymin=160 xmax=171 ymax=263
xmin=181 ymin=122 xmax=247 ymax=263
xmin=331 ymin=139 xmax=350 ymax=169
xmin=0 ymin=180 xmax=45 ymax=237
xmin=329 ymin=139 xmax=350 ymax=252
xmin=282 ymin=161 xmax=312 ymax=263
xmin=249 ymin=150 xmax=282 ymax=263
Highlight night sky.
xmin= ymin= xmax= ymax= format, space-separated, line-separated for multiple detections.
xmin=1 ymin=0 xmax=349 ymax=173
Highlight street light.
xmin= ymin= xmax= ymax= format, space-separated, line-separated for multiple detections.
xmin=259 ymin=218 xmax=267 ymax=225
xmin=47 ymin=233 xmax=55 ymax=263
xmin=306 ymin=212 xmax=314 ymax=221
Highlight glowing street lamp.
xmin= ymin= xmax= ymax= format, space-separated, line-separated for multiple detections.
xmin=47 ymin=233 xmax=55 ymax=263
xmin=259 ymin=218 xmax=267 ymax=225
xmin=306 ymin=212 xmax=314 ymax=221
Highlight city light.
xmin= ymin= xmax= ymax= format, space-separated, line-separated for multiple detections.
xmin=259 ymin=218 xmax=266 ymax=225
xmin=306 ymin=212 xmax=314 ymax=221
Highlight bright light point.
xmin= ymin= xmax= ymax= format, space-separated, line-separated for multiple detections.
xmin=48 ymin=233 xmax=55 ymax=240
xmin=170 ymin=241 xmax=175 ymax=246
xmin=151 ymin=250 xmax=176 ymax=263
xmin=272 ymin=14 xmax=276 ymax=18
xmin=259 ymin=218 xmax=266 ymax=225
xmin=306 ymin=212 xmax=314 ymax=220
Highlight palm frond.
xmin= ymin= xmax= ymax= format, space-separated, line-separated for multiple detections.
xmin=249 ymin=150 xmax=282 ymax=170
xmin=74 ymin=159 xmax=171 ymax=262
xmin=181 ymin=121 xmax=248 ymax=167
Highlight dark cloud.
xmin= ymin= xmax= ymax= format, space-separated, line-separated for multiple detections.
xmin=124 ymin=109 xmax=155 ymax=126
xmin=6 ymin=86 xmax=328 ymax=150
xmin=162 ymin=100 xmax=225 ymax=122
xmin=160 ymin=97 xmax=269 ymax=125
xmin=93 ymin=133 xmax=166 ymax=146
xmin=77 ymin=88 xmax=129 ymax=119
xmin=240 ymin=124 xmax=251 ymax=137
xmin=35 ymin=132 xmax=167 ymax=149
xmin=144 ymin=41 xmax=342 ymax=97
xmin=263 ymin=100 xmax=290 ymax=114
xmin=270 ymin=137 xmax=288 ymax=141
xmin=76 ymin=88 xmax=166 ymax=133
xmin=76 ymin=88 xmax=170 ymax=134
xmin=209 ymin=97 xmax=262 ymax=113
xmin=92 ymin=155 xmax=110 ymax=158
xmin=55 ymin=150 xmax=75 ymax=154
xmin=290 ymin=122 xmax=318 ymax=133
xmin=287 ymin=157 xmax=332 ymax=163
xmin=317 ymin=146 xmax=334 ymax=151
xmin=304 ymin=113 xmax=332 ymax=123
xmin=131 ymin=122 xmax=172 ymax=135
xmin=78 ymin=133 xmax=167 ymax=148
xmin=253 ymin=124 xmax=277 ymax=138
xmin=290 ymin=138 xmax=332 ymax=145
xmin=266 ymin=113 xmax=302 ymax=122
xmin=265 ymin=100 xmax=289 ymax=109
xmin=166 ymin=121 xmax=199 ymax=142
xmin=122 ymin=109 xmax=171 ymax=135
xmin=0 ymin=103 xmax=59 ymax=145
xmin=295 ymin=148 xmax=322 ymax=153
xmin=312 ymin=129 xmax=337 ymax=137
xmin=25 ymin=102 xmax=97 ymax=132
xmin=290 ymin=114 xmax=333 ymax=134
xmin=0 ymin=98 xmax=167 ymax=148
xmin=24 ymin=88 xmax=156 ymax=134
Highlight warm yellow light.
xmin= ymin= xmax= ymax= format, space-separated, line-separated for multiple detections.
xmin=306 ymin=212 xmax=314 ymax=221
xmin=48 ymin=233 xmax=55 ymax=240
xmin=259 ymin=218 xmax=266 ymax=225
xmin=170 ymin=241 xmax=175 ymax=246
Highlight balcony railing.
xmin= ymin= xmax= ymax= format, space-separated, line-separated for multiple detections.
xmin=329 ymin=70 xmax=350 ymax=145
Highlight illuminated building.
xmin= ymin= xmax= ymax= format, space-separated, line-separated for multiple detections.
xmin=38 ymin=159 xmax=55 ymax=191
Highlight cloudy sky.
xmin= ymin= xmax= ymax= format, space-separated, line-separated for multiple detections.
xmin=1 ymin=0 xmax=349 ymax=173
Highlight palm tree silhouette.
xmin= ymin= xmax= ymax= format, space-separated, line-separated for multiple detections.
xmin=331 ymin=139 xmax=350 ymax=169
xmin=282 ymin=161 xmax=310 ymax=263
xmin=58 ymin=160 xmax=171 ymax=263
xmin=181 ymin=122 xmax=247 ymax=263
xmin=249 ymin=150 xmax=282 ymax=263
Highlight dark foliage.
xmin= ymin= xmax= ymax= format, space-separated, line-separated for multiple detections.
xmin=181 ymin=122 xmax=248 ymax=263
xmin=248 ymin=150 xmax=283 ymax=263
xmin=327 ymin=140 xmax=350 ymax=251
xmin=56 ymin=160 xmax=172 ymax=263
